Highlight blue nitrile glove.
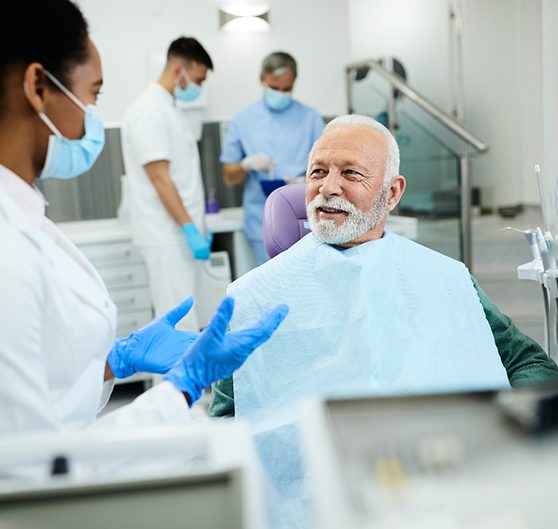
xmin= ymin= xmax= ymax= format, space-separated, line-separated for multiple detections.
xmin=164 ymin=297 xmax=289 ymax=405
xmin=181 ymin=223 xmax=212 ymax=260
xmin=107 ymin=298 xmax=198 ymax=379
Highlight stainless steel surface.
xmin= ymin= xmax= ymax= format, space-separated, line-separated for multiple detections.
xmin=346 ymin=59 xmax=488 ymax=152
xmin=306 ymin=391 xmax=558 ymax=529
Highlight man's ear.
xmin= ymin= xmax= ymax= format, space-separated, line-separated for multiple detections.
xmin=169 ymin=60 xmax=183 ymax=79
xmin=387 ymin=175 xmax=406 ymax=211
xmin=23 ymin=63 xmax=49 ymax=114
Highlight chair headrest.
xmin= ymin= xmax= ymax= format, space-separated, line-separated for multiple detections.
xmin=263 ymin=184 xmax=311 ymax=258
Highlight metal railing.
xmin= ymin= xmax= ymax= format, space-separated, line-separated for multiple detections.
xmin=346 ymin=58 xmax=489 ymax=269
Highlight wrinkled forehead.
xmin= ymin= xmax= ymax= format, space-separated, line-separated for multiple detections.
xmin=309 ymin=127 xmax=388 ymax=172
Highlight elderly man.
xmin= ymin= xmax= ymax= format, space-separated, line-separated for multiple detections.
xmin=210 ymin=114 xmax=558 ymax=419
xmin=209 ymin=115 xmax=558 ymax=525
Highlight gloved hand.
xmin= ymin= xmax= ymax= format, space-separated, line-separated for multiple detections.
xmin=164 ymin=297 xmax=288 ymax=405
xmin=107 ymin=298 xmax=198 ymax=379
xmin=240 ymin=153 xmax=274 ymax=172
xmin=181 ymin=223 xmax=212 ymax=260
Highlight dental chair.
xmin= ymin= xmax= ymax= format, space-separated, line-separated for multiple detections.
xmin=263 ymin=184 xmax=309 ymax=259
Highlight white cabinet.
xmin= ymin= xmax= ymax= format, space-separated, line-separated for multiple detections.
xmin=57 ymin=221 xmax=155 ymax=341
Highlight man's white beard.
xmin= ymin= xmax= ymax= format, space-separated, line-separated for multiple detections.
xmin=306 ymin=185 xmax=390 ymax=245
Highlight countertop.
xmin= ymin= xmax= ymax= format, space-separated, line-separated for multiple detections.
xmin=57 ymin=208 xmax=244 ymax=245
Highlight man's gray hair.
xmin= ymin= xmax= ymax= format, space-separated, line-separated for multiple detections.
xmin=261 ymin=51 xmax=297 ymax=78
xmin=313 ymin=114 xmax=400 ymax=184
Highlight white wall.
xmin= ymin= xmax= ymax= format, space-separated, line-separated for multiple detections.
xmin=461 ymin=0 xmax=523 ymax=207
xmin=541 ymin=0 xmax=558 ymax=215
xmin=348 ymin=0 xmax=453 ymax=111
xmin=347 ymin=0 xmax=549 ymax=209
xmin=517 ymin=0 xmax=543 ymax=206
xmin=77 ymin=0 xmax=350 ymax=123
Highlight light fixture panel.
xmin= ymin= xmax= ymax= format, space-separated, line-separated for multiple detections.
xmin=219 ymin=3 xmax=270 ymax=32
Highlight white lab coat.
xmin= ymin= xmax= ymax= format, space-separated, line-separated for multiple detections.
xmin=0 ymin=188 xmax=190 ymax=435
xmin=121 ymin=83 xmax=208 ymax=331
xmin=122 ymin=82 xmax=206 ymax=247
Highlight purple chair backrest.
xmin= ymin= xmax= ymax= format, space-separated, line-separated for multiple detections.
xmin=263 ymin=184 xmax=310 ymax=258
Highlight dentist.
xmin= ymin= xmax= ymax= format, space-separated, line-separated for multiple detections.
xmin=0 ymin=0 xmax=287 ymax=435
xmin=221 ymin=51 xmax=325 ymax=265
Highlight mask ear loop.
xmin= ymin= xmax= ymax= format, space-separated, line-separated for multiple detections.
xmin=39 ymin=70 xmax=91 ymax=137
xmin=44 ymin=70 xmax=88 ymax=113
xmin=38 ymin=112 xmax=63 ymax=138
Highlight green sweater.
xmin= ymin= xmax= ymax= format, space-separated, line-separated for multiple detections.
xmin=208 ymin=276 xmax=558 ymax=418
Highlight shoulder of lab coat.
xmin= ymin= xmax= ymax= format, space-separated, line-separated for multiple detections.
xmin=92 ymin=381 xmax=191 ymax=430
xmin=0 ymin=190 xmax=116 ymax=433
xmin=0 ymin=192 xmax=60 ymax=432
xmin=122 ymin=87 xmax=172 ymax=168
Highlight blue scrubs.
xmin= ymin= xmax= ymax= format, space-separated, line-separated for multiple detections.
xmin=220 ymin=99 xmax=324 ymax=264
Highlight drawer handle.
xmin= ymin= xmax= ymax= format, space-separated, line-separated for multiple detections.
xmin=110 ymin=273 xmax=134 ymax=284
xmin=118 ymin=297 xmax=137 ymax=308
xmin=99 ymin=250 xmax=133 ymax=262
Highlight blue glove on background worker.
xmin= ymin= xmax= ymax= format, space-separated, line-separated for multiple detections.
xmin=181 ymin=222 xmax=213 ymax=260
xmin=165 ymin=296 xmax=289 ymax=405
xmin=107 ymin=298 xmax=198 ymax=379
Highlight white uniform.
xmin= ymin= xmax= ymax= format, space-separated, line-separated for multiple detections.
xmin=122 ymin=82 xmax=206 ymax=331
xmin=0 ymin=166 xmax=190 ymax=434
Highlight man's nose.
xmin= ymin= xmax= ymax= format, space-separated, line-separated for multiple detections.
xmin=319 ymin=169 xmax=344 ymax=197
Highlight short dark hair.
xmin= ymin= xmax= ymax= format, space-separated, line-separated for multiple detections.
xmin=167 ymin=37 xmax=213 ymax=70
xmin=1 ymin=1 xmax=89 ymax=100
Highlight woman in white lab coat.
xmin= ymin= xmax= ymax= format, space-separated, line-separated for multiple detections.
xmin=0 ymin=0 xmax=287 ymax=435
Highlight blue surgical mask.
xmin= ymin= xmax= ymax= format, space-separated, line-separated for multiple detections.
xmin=38 ymin=71 xmax=105 ymax=180
xmin=264 ymin=87 xmax=293 ymax=112
xmin=174 ymin=69 xmax=202 ymax=102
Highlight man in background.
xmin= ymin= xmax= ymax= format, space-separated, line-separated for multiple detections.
xmin=220 ymin=51 xmax=324 ymax=265
xmin=123 ymin=37 xmax=213 ymax=331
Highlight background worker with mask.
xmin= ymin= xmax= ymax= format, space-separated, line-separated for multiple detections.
xmin=220 ymin=51 xmax=325 ymax=265
xmin=122 ymin=37 xmax=213 ymax=331
xmin=0 ymin=0 xmax=288 ymax=434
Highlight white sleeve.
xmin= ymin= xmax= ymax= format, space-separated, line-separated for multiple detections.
xmin=0 ymin=233 xmax=61 ymax=433
xmin=125 ymin=108 xmax=172 ymax=167
xmin=92 ymin=381 xmax=191 ymax=430
xmin=98 ymin=379 xmax=116 ymax=412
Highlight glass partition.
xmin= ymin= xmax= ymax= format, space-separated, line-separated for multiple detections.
xmin=349 ymin=73 xmax=465 ymax=260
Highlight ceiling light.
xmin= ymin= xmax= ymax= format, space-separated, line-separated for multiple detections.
xmin=219 ymin=2 xmax=270 ymax=32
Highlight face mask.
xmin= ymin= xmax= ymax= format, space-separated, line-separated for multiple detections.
xmin=264 ymin=87 xmax=293 ymax=112
xmin=37 ymin=71 xmax=105 ymax=180
xmin=174 ymin=69 xmax=202 ymax=102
